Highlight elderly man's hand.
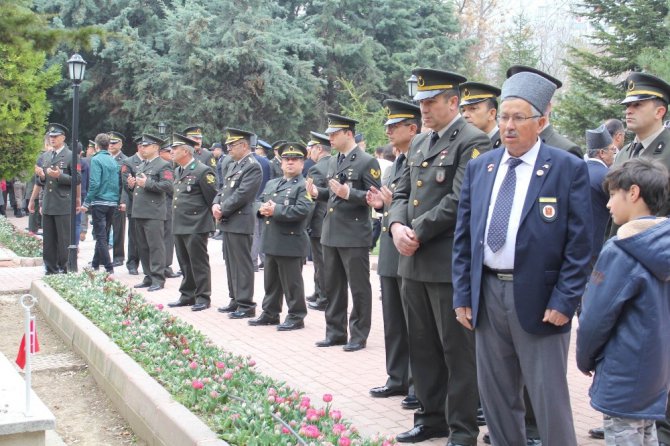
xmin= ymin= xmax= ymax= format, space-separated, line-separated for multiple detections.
xmin=390 ymin=223 xmax=420 ymax=256
xmin=542 ymin=309 xmax=570 ymax=326
xmin=454 ymin=307 xmax=473 ymax=331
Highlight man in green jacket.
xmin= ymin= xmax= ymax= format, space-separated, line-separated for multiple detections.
xmin=80 ymin=133 xmax=120 ymax=274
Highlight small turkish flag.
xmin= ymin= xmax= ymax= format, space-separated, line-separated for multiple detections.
xmin=15 ymin=320 xmax=40 ymax=369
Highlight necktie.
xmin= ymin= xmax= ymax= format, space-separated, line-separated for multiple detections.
xmin=337 ymin=153 xmax=345 ymax=166
xmin=428 ymin=132 xmax=440 ymax=150
xmin=51 ymin=151 xmax=57 ymax=163
xmin=395 ymin=153 xmax=406 ymax=175
xmin=631 ymin=142 xmax=644 ymax=158
xmin=487 ymin=157 xmax=523 ymax=253
xmin=277 ymin=178 xmax=287 ymax=188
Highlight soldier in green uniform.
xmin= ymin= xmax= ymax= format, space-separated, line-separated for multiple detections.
xmin=248 ymin=142 xmax=314 ymax=330
xmin=388 ymin=69 xmax=491 ymax=444
xmin=38 ymin=123 xmax=80 ymax=274
xmin=120 ymin=138 xmax=144 ymax=275
xmin=212 ymin=128 xmax=263 ymax=318
xmin=128 ymin=134 xmax=173 ymax=291
xmin=107 ymin=132 xmax=127 ymax=266
xmin=158 ymin=142 xmax=180 ymax=278
xmin=366 ymin=99 xmax=420 ymax=409
xmin=460 ymin=82 xmax=502 ymax=149
xmin=183 ymin=126 xmax=217 ymax=169
xmin=306 ymin=113 xmax=381 ymax=352
xmin=167 ymin=134 xmax=218 ymax=311
xmin=269 ymin=140 xmax=285 ymax=179
xmin=305 ymin=132 xmax=331 ymax=310
xmin=507 ymin=65 xmax=583 ymax=159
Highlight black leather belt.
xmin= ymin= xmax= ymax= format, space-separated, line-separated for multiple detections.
xmin=483 ymin=266 xmax=514 ymax=281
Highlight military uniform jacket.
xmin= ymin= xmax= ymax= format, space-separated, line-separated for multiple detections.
xmin=254 ymin=176 xmax=313 ymax=257
xmin=388 ymin=117 xmax=491 ymax=282
xmin=377 ymin=155 xmax=406 ymax=277
xmin=306 ymin=155 xmax=331 ymax=238
xmin=213 ymin=153 xmax=262 ymax=234
xmin=270 ymin=157 xmax=283 ymax=179
xmin=172 ymin=160 xmax=218 ymax=235
xmin=195 ymin=147 xmax=217 ymax=170
xmin=121 ymin=154 xmax=143 ymax=214
xmin=615 ymin=127 xmax=670 ymax=216
xmin=39 ymin=146 xmax=80 ymax=216
xmin=131 ymin=157 xmax=174 ymax=220
xmin=317 ymin=146 xmax=381 ymax=248
xmin=541 ymin=124 xmax=583 ymax=158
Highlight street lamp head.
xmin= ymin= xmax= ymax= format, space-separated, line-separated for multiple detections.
xmin=158 ymin=122 xmax=167 ymax=135
xmin=406 ymin=74 xmax=418 ymax=98
xmin=67 ymin=53 xmax=87 ymax=84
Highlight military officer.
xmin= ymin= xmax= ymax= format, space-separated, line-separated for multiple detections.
xmin=306 ymin=113 xmax=381 ymax=352
xmin=38 ymin=123 xmax=80 ymax=274
xmin=366 ymin=99 xmax=420 ymax=409
xmin=388 ymin=69 xmax=491 ymax=444
xmin=166 ymin=134 xmax=218 ymax=311
xmin=507 ymin=65 xmax=583 ymax=158
xmin=459 ymin=82 xmax=502 ymax=148
xmin=121 ymin=137 xmax=144 ymax=275
xmin=305 ymin=132 xmax=331 ymax=310
xmin=269 ymin=140 xmax=285 ymax=179
xmin=603 ymin=72 xmax=670 ymax=445
xmin=184 ymin=125 xmax=217 ymax=169
xmin=107 ymin=131 xmax=127 ymax=266
xmin=158 ymin=142 xmax=180 ymax=278
xmin=212 ymin=128 xmax=263 ymax=318
xmin=128 ymin=134 xmax=173 ymax=291
xmin=248 ymin=142 xmax=314 ymax=330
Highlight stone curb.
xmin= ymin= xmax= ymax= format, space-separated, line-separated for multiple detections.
xmin=30 ymin=280 xmax=228 ymax=446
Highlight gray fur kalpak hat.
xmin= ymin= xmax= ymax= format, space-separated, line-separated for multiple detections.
xmin=501 ymin=72 xmax=556 ymax=115
xmin=585 ymin=124 xmax=613 ymax=151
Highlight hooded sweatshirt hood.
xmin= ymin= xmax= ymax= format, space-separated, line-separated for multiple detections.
xmin=615 ymin=217 xmax=670 ymax=281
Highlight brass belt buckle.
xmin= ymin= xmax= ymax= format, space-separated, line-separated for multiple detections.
xmin=497 ymin=273 xmax=514 ymax=281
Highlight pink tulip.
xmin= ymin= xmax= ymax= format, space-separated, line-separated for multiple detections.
xmin=338 ymin=437 xmax=351 ymax=446
xmin=215 ymin=361 xmax=225 ymax=369
xmin=248 ymin=359 xmax=256 ymax=366
xmin=332 ymin=423 xmax=347 ymax=435
xmin=191 ymin=379 xmax=204 ymax=390
xmin=155 ymin=303 xmax=164 ymax=310
xmin=189 ymin=361 xmax=198 ymax=370
xmin=223 ymin=370 xmax=233 ymax=380
xmin=182 ymin=348 xmax=190 ymax=355
xmin=122 ymin=320 xmax=131 ymax=326
xmin=331 ymin=410 xmax=342 ymax=421
xmin=281 ymin=426 xmax=290 ymax=434
xmin=323 ymin=393 xmax=333 ymax=403
xmin=210 ymin=391 xmax=219 ymax=398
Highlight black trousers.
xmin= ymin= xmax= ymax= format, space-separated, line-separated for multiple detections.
xmin=111 ymin=208 xmax=125 ymax=263
xmin=91 ymin=205 xmax=115 ymax=272
xmin=309 ymin=236 xmax=327 ymax=305
xmin=380 ymin=275 xmax=411 ymax=393
xmin=174 ymin=232 xmax=211 ymax=304
xmin=222 ymin=232 xmax=255 ymax=310
xmin=42 ymin=213 xmax=70 ymax=274
xmin=260 ymin=255 xmax=307 ymax=322
xmin=126 ymin=215 xmax=139 ymax=270
xmin=135 ymin=218 xmax=165 ymax=286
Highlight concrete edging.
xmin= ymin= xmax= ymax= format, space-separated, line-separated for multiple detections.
xmin=30 ymin=280 xmax=228 ymax=446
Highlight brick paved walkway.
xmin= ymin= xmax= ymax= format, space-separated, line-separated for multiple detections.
xmin=2 ymin=215 xmax=606 ymax=445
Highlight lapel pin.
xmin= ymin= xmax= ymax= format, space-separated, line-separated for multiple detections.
xmin=536 ymin=170 xmax=544 ymax=176
xmin=487 ymin=164 xmax=494 ymax=172
xmin=542 ymin=164 xmax=550 ymax=169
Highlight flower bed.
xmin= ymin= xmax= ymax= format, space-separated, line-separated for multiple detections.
xmin=44 ymin=272 xmax=396 ymax=446
xmin=0 ymin=216 xmax=42 ymax=257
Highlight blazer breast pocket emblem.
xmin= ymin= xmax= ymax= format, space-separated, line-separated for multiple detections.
xmin=539 ymin=197 xmax=558 ymax=222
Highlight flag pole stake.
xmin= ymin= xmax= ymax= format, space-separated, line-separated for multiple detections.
xmin=19 ymin=294 xmax=37 ymax=417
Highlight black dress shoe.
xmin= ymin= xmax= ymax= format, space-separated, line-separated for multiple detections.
xmin=229 ymin=308 xmax=255 ymax=319
xmin=112 ymin=260 xmax=124 ymax=267
xmin=248 ymin=315 xmax=280 ymax=326
xmin=191 ymin=303 xmax=210 ymax=311
xmin=128 ymin=268 xmax=139 ymax=275
xmin=395 ymin=424 xmax=449 ymax=443
xmin=343 ymin=341 xmax=366 ymax=352
xmin=588 ymin=427 xmax=604 ymax=439
xmin=401 ymin=395 xmax=421 ymax=410
xmin=369 ymin=385 xmax=406 ymax=398
xmin=305 ymin=294 xmax=317 ymax=303
xmin=483 ymin=433 xmax=491 ymax=444
xmin=477 ymin=406 xmax=487 ymax=426
xmin=147 ymin=284 xmax=164 ymax=292
xmin=277 ymin=320 xmax=304 ymax=331
xmin=165 ymin=271 xmax=182 ymax=278
xmin=308 ymin=301 xmax=327 ymax=311
xmin=315 ymin=338 xmax=347 ymax=347
xmin=217 ymin=302 xmax=238 ymax=313
xmin=134 ymin=282 xmax=151 ymax=288
xmin=526 ymin=439 xmax=542 ymax=446
xmin=168 ymin=300 xmax=195 ymax=308
xmin=447 ymin=442 xmax=468 ymax=446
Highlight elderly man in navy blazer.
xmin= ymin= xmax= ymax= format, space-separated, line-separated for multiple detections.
xmin=452 ymin=71 xmax=592 ymax=445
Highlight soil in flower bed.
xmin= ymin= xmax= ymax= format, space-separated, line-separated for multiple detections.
xmin=0 ymin=295 xmax=144 ymax=446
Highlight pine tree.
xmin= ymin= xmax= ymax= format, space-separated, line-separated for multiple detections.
xmin=495 ymin=12 xmax=539 ymax=84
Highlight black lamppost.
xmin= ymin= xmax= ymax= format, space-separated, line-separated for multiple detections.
xmin=158 ymin=121 xmax=167 ymax=136
xmin=406 ymin=74 xmax=418 ymax=99
xmin=67 ymin=53 xmax=86 ymax=273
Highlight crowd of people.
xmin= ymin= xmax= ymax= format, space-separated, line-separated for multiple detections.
xmin=24 ymin=64 xmax=670 ymax=446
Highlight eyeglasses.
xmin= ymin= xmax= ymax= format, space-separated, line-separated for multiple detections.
xmin=227 ymin=140 xmax=245 ymax=150
xmin=497 ymin=114 xmax=541 ymax=124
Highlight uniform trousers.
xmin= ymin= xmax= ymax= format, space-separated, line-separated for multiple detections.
xmin=164 ymin=205 xmax=175 ymax=273
xmin=90 ymin=205 xmax=115 ymax=272
xmin=322 ymin=245 xmax=371 ymax=344
xmin=401 ymin=278 xmax=478 ymax=444
xmin=134 ymin=218 xmax=165 ymax=286
xmin=174 ymin=232 xmax=211 ymax=305
xmin=260 ymin=255 xmax=307 ymax=322
xmin=42 ymin=213 xmax=70 ymax=274
xmin=309 ymin=236 xmax=327 ymax=305
xmin=111 ymin=208 xmax=125 ymax=263
xmin=250 ymin=217 xmax=265 ymax=268
xmin=477 ymin=272 xmax=576 ymax=446
xmin=222 ymin=232 xmax=255 ymax=310
xmin=126 ymin=215 xmax=139 ymax=271
xmin=380 ymin=275 xmax=411 ymax=393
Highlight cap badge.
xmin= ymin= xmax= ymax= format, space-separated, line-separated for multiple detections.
xmin=417 ymin=76 xmax=425 ymax=87
xmin=628 ymin=80 xmax=635 ymax=91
